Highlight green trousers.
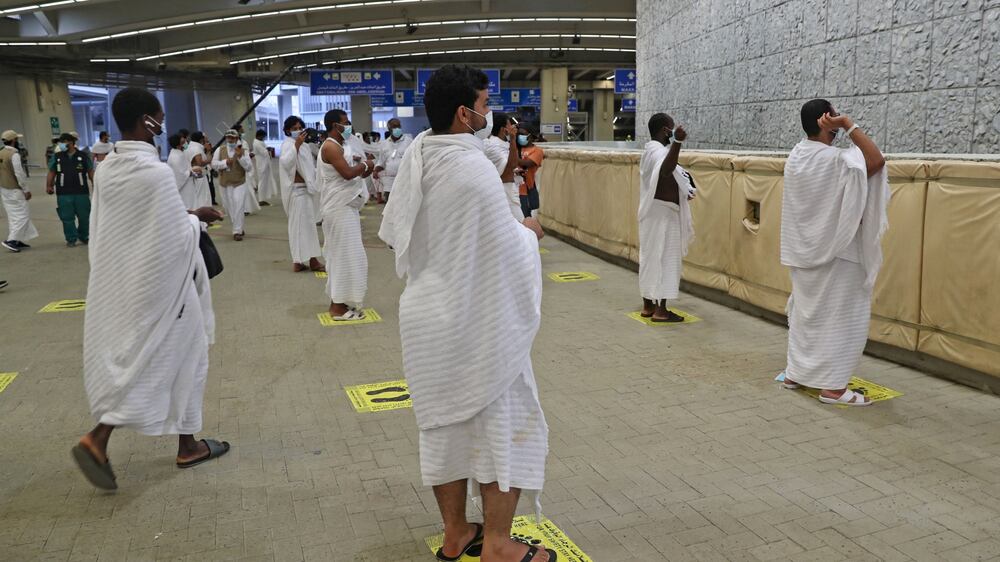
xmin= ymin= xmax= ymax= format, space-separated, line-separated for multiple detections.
xmin=56 ymin=194 xmax=91 ymax=243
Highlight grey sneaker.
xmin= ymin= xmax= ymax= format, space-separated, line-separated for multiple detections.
xmin=2 ymin=240 xmax=20 ymax=253
xmin=67 ymin=241 xmax=77 ymax=247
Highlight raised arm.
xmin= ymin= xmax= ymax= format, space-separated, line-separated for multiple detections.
xmin=819 ymin=113 xmax=886 ymax=177
xmin=320 ymin=141 xmax=371 ymax=181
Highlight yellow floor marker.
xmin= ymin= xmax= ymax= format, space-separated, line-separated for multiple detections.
xmin=317 ymin=308 xmax=382 ymax=326
xmin=0 ymin=372 xmax=16 ymax=394
xmin=775 ymin=373 xmax=902 ymax=404
xmin=314 ymin=271 xmax=328 ymax=279
xmin=425 ymin=516 xmax=592 ymax=562
xmin=344 ymin=379 xmax=412 ymax=413
xmin=539 ymin=248 xmax=550 ymax=254
xmin=548 ymin=272 xmax=599 ymax=283
xmin=207 ymin=223 xmax=221 ymax=230
xmin=38 ymin=299 xmax=86 ymax=313
xmin=627 ymin=309 xmax=701 ymax=325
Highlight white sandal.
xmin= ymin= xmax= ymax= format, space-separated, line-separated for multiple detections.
xmin=331 ymin=309 xmax=365 ymax=321
xmin=818 ymin=389 xmax=872 ymax=407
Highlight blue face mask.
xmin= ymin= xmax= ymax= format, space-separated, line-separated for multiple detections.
xmin=340 ymin=124 xmax=353 ymax=137
xmin=58 ymin=142 xmax=68 ymax=151
xmin=517 ymin=135 xmax=529 ymax=147
xmin=227 ymin=142 xmax=237 ymax=150
xmin=391 ymin=127 xmax=403 ymax=139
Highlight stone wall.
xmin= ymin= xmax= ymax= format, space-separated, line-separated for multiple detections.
xmin=636 ymin=0 xmax=1000 ymax=154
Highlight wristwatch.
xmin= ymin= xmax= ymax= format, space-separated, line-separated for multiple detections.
xmin=846 ymin=124 xmax=860 ymax=136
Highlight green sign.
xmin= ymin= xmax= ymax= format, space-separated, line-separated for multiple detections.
xmin=50 ymin=117 xmax=60 ymax=135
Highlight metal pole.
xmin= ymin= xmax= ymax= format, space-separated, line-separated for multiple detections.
xmin=212 ymin=65 xmax=296 ymax=150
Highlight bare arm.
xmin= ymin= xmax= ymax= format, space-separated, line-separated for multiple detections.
xmin=819 ymin=113 xmax=885 ymax=177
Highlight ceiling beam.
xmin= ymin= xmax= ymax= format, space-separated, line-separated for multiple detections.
xmin=295 ymin=13 xmax=308 ymax=27
xmin=571 ymin=68 xmax=592 ymax=79
xmin=525 ymin=68 xmax=538 ymax=79
xmin=502 ymin=68 xmax=514 ymax=79
xmin=481 ymin=0 xmax=490 ymax=13
xmin=398 ymin=68 xmax=411 ymax=79
xmin=32 ymin=11 xmax=58 ymax=36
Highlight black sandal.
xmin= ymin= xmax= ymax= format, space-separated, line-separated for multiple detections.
xmin=520 ymin=545 xmax=558 ymax=562
xmin=435 ymin=523 xmax=484 ymax=561
xmin=176 ymin=439 xmax=230 ymax=468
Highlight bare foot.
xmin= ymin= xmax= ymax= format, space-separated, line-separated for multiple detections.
xmin=440 ymin=522 xmax=480 ymax=559
xmin=309 ymin=258 xmax=326 ymax=272
xmin=175 ymin=440 xmax=210 ymax=465
xmin=482 ymin=536 xmax=550 ymax=562
xmin=329 ymin=302 xmax=350 ymax=317
xmin=78 ymin=434 xmax=108 ymax=465
xmin=641 ymin=299 xmax=655 ymax=318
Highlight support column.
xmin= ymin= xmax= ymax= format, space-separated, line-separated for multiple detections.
xmin=592 ymin=89 xmax=615 ymax=142
xmin=540 ymin=67 xmax=568 ymax=142
xmin=349 ymin=95 xmax=372 ymax=135
xmin=7 ymin=77 xmax=76 ymax=167
xmin=162 ymin=89 xmax=198 ymax=134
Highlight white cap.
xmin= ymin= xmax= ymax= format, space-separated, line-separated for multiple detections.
xmin=1 ymin=130 xmax=23 ymax=142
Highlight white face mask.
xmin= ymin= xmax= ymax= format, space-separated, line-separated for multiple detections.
xmin=464 ymin=107 xmax=492 ymax=141
xmin=290 ymin=129 xmax=302 ymax=139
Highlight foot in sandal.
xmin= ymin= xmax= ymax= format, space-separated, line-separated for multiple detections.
xmin=819 ymin=388 xmax=871 ymax=406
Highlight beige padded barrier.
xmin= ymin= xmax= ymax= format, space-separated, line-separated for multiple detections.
xmin=869 ymin=161 xmax=928 ymax=352
xmin=678 ymin=152 xmax=733 ymax=292
xmin=919 ymin=161 xmax=1000 ymax=375
xmin=727 ymin=157 xmax=791 ymax=314
xmin=538 ymin=149 xmax=641 ymax=262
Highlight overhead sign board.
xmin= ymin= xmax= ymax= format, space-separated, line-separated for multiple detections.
xmin=621 ymin=98 xmax=636 ymax=112
xmin=310 ymin=70 xmax=393 ymax=96
xmin=417 ymin=68 xmax=501 ymax=95
xmin=614 ymin=68 xmax=637 ymax=94
xmin=567 ymin=99 xmax=579 ymax=112
xmin=369 ymin=89 xmax=415 ymax=107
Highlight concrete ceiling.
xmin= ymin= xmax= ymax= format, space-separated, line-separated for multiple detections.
xmin=0 ymin=0 xmax=635 ymax=86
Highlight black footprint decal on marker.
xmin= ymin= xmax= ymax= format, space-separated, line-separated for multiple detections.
xmin=370 ymin=394 xmax=410 ymax=403
xmin=366 ymin=386 xmax=407 ymax=395
xmin=511 ymin=533 xmax=542 ymax=546
xmin=466 ymin=544 xmax=484 ymax=557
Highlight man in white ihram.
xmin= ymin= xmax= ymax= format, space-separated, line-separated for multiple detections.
xmin=780 ymin=99 xmax=889 ymax=407
xmin=372 ymin=117 xmax=413 ymax=204
xmin=638 ymin=113 xmax=696 ymax=323
xmin=380 ymin=65 xmax=552 ymax=562
xmin=71 ymin=87 xmax=230 ymax=490
xmin=0 ymin=129 xmax=38 ymax=253
xmin=278 ymin=115 xmax=325 ymax=273
xmin=211 ymin=129 xmax=252 ymax=241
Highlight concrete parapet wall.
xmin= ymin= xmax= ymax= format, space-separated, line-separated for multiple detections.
xmin=537 ymin=147 xmax=1000 ymax=390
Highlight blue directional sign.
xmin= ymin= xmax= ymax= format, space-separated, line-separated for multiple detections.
xmin=567 ymin=98 xmax=579 ymax=112
xmin=370 ymin=89 xmax=415 ymax=107
xmin=416 ymin=68 xmax=501 ymax=95
xmin=310 ymin=70 xmax=393 ymax=96
xmin=501 ymin=88 xmax=542 ymax=107
xmin=621 ymin=98 xmax=636 ymax=112
xmin=614 ymin=68 xmax=637 ymax=94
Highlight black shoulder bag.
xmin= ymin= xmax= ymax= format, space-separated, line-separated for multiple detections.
xmin=199 ymin=230 xmax=224 ymax=279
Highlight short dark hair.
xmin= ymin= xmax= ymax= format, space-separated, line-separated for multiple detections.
xmin=801 ymin=98 xmax=833 ymax=136
xmin=647 ymin=112 xmax=672 ymax=138
xmin=190 ymin=131 xmax=205 ymax=143
xmin=491 ymin=111 xmax=510 ymax=137
xmin=324 ymin=109 xmax=349 ymax=132
xmin=283 ymin=115 xmax=305 ymax=136
xmin=424 ymin=65 xmax=489 ymax=133
xmin=168 ymin=134 xmax=183 ymax=149
xmin=99 ymin=131 xmax=109 ymax=138
xmin=59 ymin=133 xmax=76 ymax=143
xmin=256 ymin=129 xmax=266 ymax=139
xmin=178 ymin=128 xmax=190 ymax=137
xmin=112 ymin=87 xmax=161 ymax=133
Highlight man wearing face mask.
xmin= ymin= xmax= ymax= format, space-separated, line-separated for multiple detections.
xmin=482 ymin=112 xmax=524 ymax=221
xmin=46 ymin=133 xmax=95 ymax=247
xmin=372 ymin=117 xmax=413 ymax=204
xmin=211 ymin=130 xmax=252 ymax=241
xmin=779 ymin=99 xmax=888 ymax=407
xmin=72 ymin=87 xmax=228 ymax=491
xmin=234 ymin=123 xmax=261 ymax=216
xmin=184 ymin=131 xmax=213 ymax=209
xmin=379 ymin=65 xmax=552 ymax=562
xmin=278 ymin=115 xmax=324 ymax=273
xmin=317 ymin=109 xmax=373 ymax=320
xmin=515 ymin=128 xmax=543 ymax=219
xmin=638 ymin=113 xmax=697 ymax=323
xmin=1 ymin=129 xmax=38 ymax=253
xmin=167 ymin=133 xmax=198 ymax=208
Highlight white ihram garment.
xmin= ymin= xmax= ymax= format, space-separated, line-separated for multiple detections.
xmin=278 ymin=137 xmax=322 ymax=263
xmin=84 ymin=141 xmax=214 ymax=435
xmin=167 ymin=147 xmax=196 ymax=209
xmin=252 ymin=139 xmax=278 ymax=202
xmin=376 ymin=134 xmax=413 ymax=195
xmin=183 ymin=144 xmax=212 ymax=209
xmin=781 ymin=139 xmax=889 ymax=390
xmin=379 ymin=132 xmax=546 ymax=515
xmin=638 ymin=140 xmax=696 ymax=301
xmin=317 ymin=138 xmax=367 ymax=306
xmin=1 ymin=151 xmax=37 ymax=242
xmin=483 ymin=135 xmax=524 ymax=221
